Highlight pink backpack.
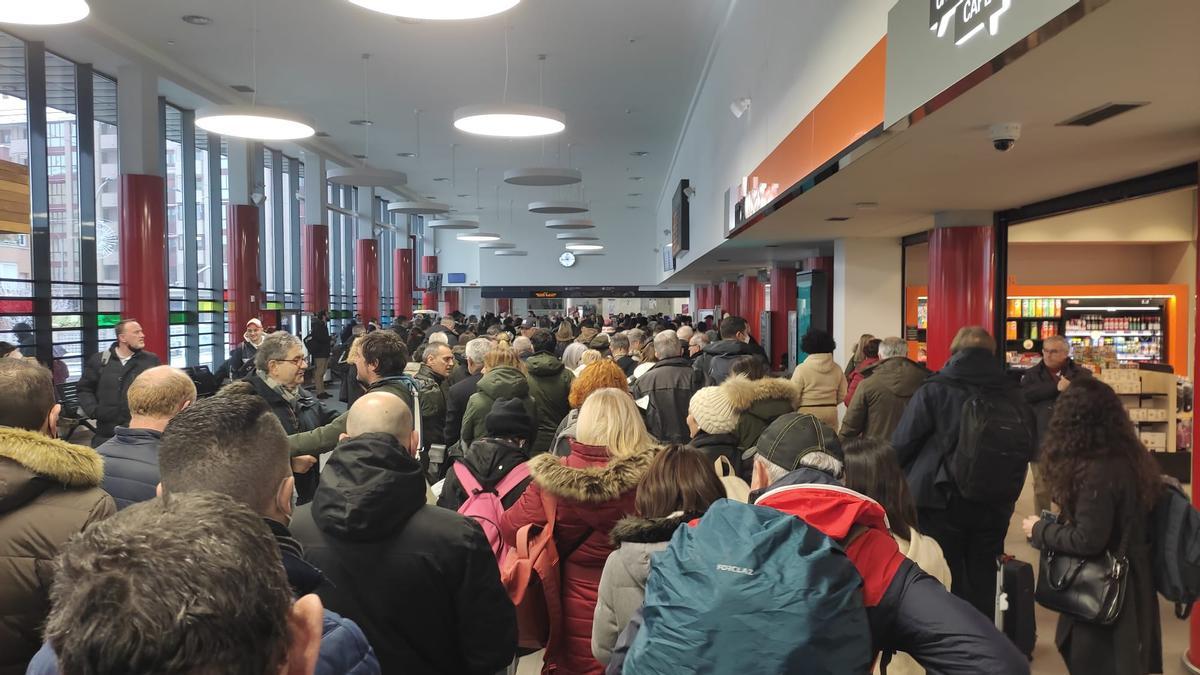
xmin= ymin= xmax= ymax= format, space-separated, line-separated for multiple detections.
xmin=453 ymin=461 xmax=531 ymax=565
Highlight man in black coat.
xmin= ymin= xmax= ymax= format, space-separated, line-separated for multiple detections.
xmin=215 ymin=318 xmax=265 ymax=383
xmin=413 ymin=342 xmax=454 ymax=481
xmin=444 ymin=337 xmax=489 ymax=450
xmin=891 ymin=327 xmax=1035 ymax=618
xmin=306 ymin=311 xmax=333 ymax=399
xmin=77 ymin=318 xmax=161 ymax=447
xmin=291 ymin=391 xmax=517 ymax=675
xmin=633 ymin=329 xmax=705 ymax=443
xmin=1019 ymin=334 xmax=1090 ymax=514
xmin=692 ymin=316 xmax=766 ymax=386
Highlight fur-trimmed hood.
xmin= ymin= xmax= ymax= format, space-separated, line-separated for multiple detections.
xmin=720 ymin=374 xmax=802 ymax=411
xmin=527 ymin=442 xmax=658 ymax=503
xmin=0 ymin=427 xmax=104 ymax=489
xmin=609 ymin=513 xmax=692 ymax=546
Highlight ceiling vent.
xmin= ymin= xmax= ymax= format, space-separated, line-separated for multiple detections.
xmin=825 ymin=216 xmax=851 ymax=222
xmin=230 ymin=84 xmax=255 ymax=93
xmin=1057 ymin=102 xmax=1148 ymax=127
xmin=313 ymin=131 xmax=330 ymax=138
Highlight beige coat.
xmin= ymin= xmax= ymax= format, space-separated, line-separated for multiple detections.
xmin=879 ymin=528 xmax=953 ymax=675
xmin=790 ymin=353 xmax=847 ymax=428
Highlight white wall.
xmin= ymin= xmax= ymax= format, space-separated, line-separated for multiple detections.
xmin=433 ymin=231 xmax=482 ymax=287
xmin=834 ymin=238 xmax=903 ymax=368
xmin=658 ymin=0 xmax=895 ymax=282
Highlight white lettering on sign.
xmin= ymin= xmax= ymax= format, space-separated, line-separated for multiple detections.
xmin=740 ymin=176 xmax=782 ymax=221
xmin=930 ymin=0 xmax=1012 ymax=45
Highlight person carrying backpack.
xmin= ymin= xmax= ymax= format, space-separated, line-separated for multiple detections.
xmin=691 ymin=316 xmax=766 ymax=386
xmin=891 ymin=327 xmax=1036 ymax=619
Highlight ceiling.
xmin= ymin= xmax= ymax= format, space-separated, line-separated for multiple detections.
xmin=671 ymin=0 xmax=1200 ymax=282
xmin=24 ymin=0 xmax=731 ymax=246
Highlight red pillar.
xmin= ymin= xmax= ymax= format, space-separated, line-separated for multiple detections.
xmin=444 ymin=289 xmax=460 ymax=315
xmin=497 ymin=298 xmax=512 ymax=314
xmin=720 ymin=280 xmax=740 ymax=318
xmin=355 ymin=239 xmax=380 ymax=324
xmin=302 ymin=224 xmax=329 ymax=314
xmin=226 ymin=204 xmax=260 ymax=350
xmin=394 ymin=248 xmax=413 ymax=319
xmin=738 ymin=275 xmax=764 ymax=339
xmin=769 ymin=265 xmax=798 ymax=370
xmin=926 ymin=226 xmax=995 ymax=371
xmin=119 ymin=175 xmax=168 ymax=360
xmin=421 ymin=255 xmax=438 ymax=311
xmin=696 ymin=285 xmax=709 ymax=310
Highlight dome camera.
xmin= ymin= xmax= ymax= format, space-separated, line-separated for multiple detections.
xmin=989 ymin=122 xmax=1021 ymax=152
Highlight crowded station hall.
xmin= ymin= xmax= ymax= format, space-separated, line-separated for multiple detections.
xmin=1 ymin=0 xmax=1199 ymax=674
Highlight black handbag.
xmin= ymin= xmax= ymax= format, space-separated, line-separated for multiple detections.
xmin=1034 ymin=513 xmax=1130 ymax=625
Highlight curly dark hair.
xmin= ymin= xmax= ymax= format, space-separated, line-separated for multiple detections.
xmin=800 ymin=329 xmax=836 ymax=355
xmin=1041 ymin=376 xmax=1162 ymax=514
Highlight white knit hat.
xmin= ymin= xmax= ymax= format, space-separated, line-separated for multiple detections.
xmin=689 ymin=386 xmax=739 ymax=435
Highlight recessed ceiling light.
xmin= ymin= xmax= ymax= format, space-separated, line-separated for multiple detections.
xmin=182 ymin=14 xmax=211 ymax=25
xmin=855 ymin=202 xmax=879 ymax=210
xmin=629 ymin=176 xmax=644 ymax=181
xmin=457 ymin=232 xmax=501 ymax=242
xmin=528 ymin=201 xmax=588 ymax=215
xmin=397 ymin=152 xmax=417 ymax=158
xmin=346 ymin=0 xmax=520 ymax=21
xmin=504 ymin=167 xmax=582 ymax=186
xmin=717 ymin=258 xmax=731 ymax=263
xmin=545 ymin=218 xmax=594 ymax=230
xmin=0 ymin=0 xmax=90 ymax=24
xmin=424 ymin=195 xmax=438 ymax=200
xmin=826 ymin=216 xmax=851 ymax=222
xmin=625 ymin=205 xmax=639 ymax=210
xmin=314 ymin=131 xmax=330 ymax=138
xmin=348 ymin=119 xmax=373 ymax=126
xmin=195 ymin=105 xmax=316 ymax=141
xmin=456 ymin=193 xmax=470 ymax=198
xmin=230 ymin=84 xmax=256 ymax=93
xmin=765 ymin=245 xmax=779 ymax=249
xmin=630 ymin=151 xmax=648 ymax=157
xmin=432 ymin=177 xmax=449 ymax=182
xmin=453 ymin=104 xmax=565 ymax=138
xmin=352 ymin=154 xmax=368 ymax=159
xmin=566 ymin=243 xmax=604 ymax=251
xmin=627 ymin=192 xmax=642 ymax=197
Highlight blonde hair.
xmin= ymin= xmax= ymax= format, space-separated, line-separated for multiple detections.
xmin=127 ymin=366 xmax=197 ymax=418
xmin=484 ymin=342 xmax=527 ymax=374
xmin=576 ymin=388 xmax=657 ymax=459
xmin=949 ymin=326 xmax=996 ymax=355
xmin=580 ymin=349 xmax=602 ymax=367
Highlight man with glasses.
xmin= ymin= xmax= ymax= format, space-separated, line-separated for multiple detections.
xmin=1020 ymin=334 xmax=1090 ymax=513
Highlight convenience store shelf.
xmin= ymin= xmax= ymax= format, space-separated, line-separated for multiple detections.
xmin=1065 ymin=331 xmax=1160 ymax=337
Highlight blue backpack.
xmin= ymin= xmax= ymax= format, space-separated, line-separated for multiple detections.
xmin=1152 ymin=480 xmax=1200 ymax=619
xmin=623 ymin=499 xmax=872 ymax=674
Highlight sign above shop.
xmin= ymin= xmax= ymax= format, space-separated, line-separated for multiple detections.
xmin=930 ymin=0 xmax=1013 ymax=45
xmin=671 ymin=180 xmax=691 ymax=262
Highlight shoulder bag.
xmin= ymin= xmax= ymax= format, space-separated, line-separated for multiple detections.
xmin=1034 ymin=511 xmax=1130 ymax=625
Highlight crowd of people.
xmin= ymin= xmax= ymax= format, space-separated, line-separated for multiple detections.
xmin=0 ymin=307 xmax=1177 ymax=675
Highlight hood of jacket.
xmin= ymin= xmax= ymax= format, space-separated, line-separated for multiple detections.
xmin=527 ymin=441 xmax=657 ymax=503
xmin=526 ymin=352 xmax=566 ymax=378
xmin=801 ymin=352 xmax=839 ymax=375
xmin=720 ymin=374 xmax=801 ymax=413
xmin=477 ymin=366 xmax=530 ymax=400
xmin=609 ymin=513 xmax=691 ymax=546
xmin=864 ymin=357 xmax=930 ymax=397
xmin=689 ymin=431 xmax=739 ymax=452
xmin=702 ymin=339 xmax=757 ymax=358
xmin=0 ymin=427 xmax=105 ymax=514
xmin=311 ymin=432 xmax=426 ymax=541
xmin=937 ymin=347 xmax=1010 ymax=390
xmin=464 ymin=437 xmax=532 ymax=483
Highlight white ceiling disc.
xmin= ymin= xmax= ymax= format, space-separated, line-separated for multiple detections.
xmin=544 ymin=218 xmax=594 ymax=230
xmin=479 ymin=242 xmax=516 ymax=249
xmin=456 ymin=232 xmax=501 ymax=242
xmin=494 ymin=249 xmax=528 ymax=256
xmin=528 ymin=200 xmax=588 ymax=214
xmin=555 ymin=233 xmax=598 ymax=241
xmin=0 ymin=0 xmax=90 ymax=24
xmin=327 ymin=166 xmax=408 ymax=187
xmin=453 ymin=104 xmax=565 ymax=138
xmin=345 ymin=0 xmax=520 ymax=21
xmin=195 ymin=105 xmax=316 ymax=141
xmin=426 ymin=218 xmax=479 ymax=230
xmin=388 ymin=199 xmax=449 ymax=215
xmin=566 ymin=243 xmax=604 ymax=251
xmin=573 ymin=251 xmax=605 ymax=256
xmin=504 ymin=167 xmax=582 ymax=186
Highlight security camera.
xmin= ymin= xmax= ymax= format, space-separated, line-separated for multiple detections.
xmin=989 ymin=123 xmax=1021 ymax=152
xmin=250 ymin=191 xmax=266 ymax=206
xmin=683 ymin=186 xmax=696 ymax=199
xmin=730 ymin=97 xmax=752 ymax=119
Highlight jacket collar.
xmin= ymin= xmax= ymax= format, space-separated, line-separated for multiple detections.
xmin=609 ymin=513 xmax=693 ymax=545
xmin=265 ymin=518 xmax=324 ymax=596
xmin=112 ymin=427 xmax=163 ymax=441
xmin=720 ymin=374 xmax=801 ymax=410
xmin=527 ymin=442 xmax=658 ymax=503
xmin=650 ymin=356 xmax=691 ymax=369
xmin=0 ymin=426 xmax=105 ymax=488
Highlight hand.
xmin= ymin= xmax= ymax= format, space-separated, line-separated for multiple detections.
xmin=1057 ymin=377 xmax=1071 ymax=392
xmin=291 ymin=455 xmax=318 ymax=474
xmin=1022 ymin=515 xmax=1040 ymax=540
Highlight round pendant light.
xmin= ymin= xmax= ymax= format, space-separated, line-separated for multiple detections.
xmin=566 ymin=243 xmax=604 ymax=251
xmin=480 ymin=242 xmax=516 ymax=249
xmin=195 ymin=105 xmax=315 ymax=140
xmin=457 ymin=232 xmax=501 ymax=242
xmin=494 ymin=249 xmax=528 ymax=256
xmin=427 ymin=218 xmax=479 ymax=230
xmin=573 ymin=251 xmax=605 ymax=256
xmin=388 ymin=199 xmax=449 ymax=215
xmin=0 ymin=0 xmax=89 ymax=24
xmin=328 ymin=167 xmax=407 ymax=187
xmin=545 ymin=218 xmax=593 ymax=230
xmin=555 ymin=233 xmax=598 ymax=241
xmin=345 ymin=0 xmax=519 ymax=20
xmin=529 ymin=200 xmax=588 ymax=214
xmin=454 ymin=104 xmax=565 ymax=138
xmin=504 ymin=167 xmax=582 ymax=187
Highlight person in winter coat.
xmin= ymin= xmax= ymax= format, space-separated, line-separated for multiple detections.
xmin=555 ymin=320 xmax=576 ymax=359
xmin=438 ymin=397 xmax=535 ymax=511
xmin=692 ymin=316 xmax=767 ymax=386
xmin=460 ymin=344 xmax=538 ymax=448
xmin=1019 ymin=334 xmax=1092 ymax=515
xmin=413 ymin=342 xmax=454 ymax=481
xmin=96 ymin=365 xmax=195 ymax=509
xmin=1021 ymin=377 xmax=1162 ymax=675
xmin=724 ymin=357 xmax=801 ymax=456
xmin=612 ymin=333 xmax=638 ymax=377
xmin=552 ymin=360 xmax=630 ymax=457
xmin=844 ymin=437 xmax=952 ymax=675
xmin=844 ymin=338 xmax=881 ymax=406
xmin=840 ymin=337 xmax=930 ymax=442
xmin=686 ymin=385 xmax=743 ymax=473
xmin=307 ymin=310 xmax=334 ymax=399
xmin=77 ymin=318 xmax=161 ymax=447
xmin=563 ymin=340 xmax=588 ymax=371
xmin=632 ymin=329 xmax=705 ymax=443
xmin=891 ymin=327 xmax=1034 ymax=618
xmin=501 ymin=388 xmax=660 ymax=675
xmin=591 ymin=445 xmax=725 ymax=665
xmin=293 ymin=392 xmax=517 ymax=675
xmin=444 ymin=337 xmax=490 ymax=449
xmin=844 ymin=333 xmax=877 ymax=381
xmin=526 ymin=328 xmax=575 ymax=454
xmin=0 ymin=360 xmax=116 ymax=675
xmin=790 ymin=329 xmax=847 ymax=429
xmin=216 ymin=318 xmax=266 ymax=383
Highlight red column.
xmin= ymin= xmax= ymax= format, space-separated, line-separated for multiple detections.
xmin=710 ymin=283 xmax=721 ymax=313
xmin=394 ymin=248 xmax=413 ymax=319
xmin=769 ymin=265 xmax=798 ymax=370
xmin=444 ymin=289 xmax=460 ymax=315
xmin=926 ymin=226 xmax=995 ymax=371
xmin=697 ymin=285 xmax=710 ymax=310
xmin=738 ymin=275 xmax=764 ymax=339
xmin=302 ymin=224 xmax=329 ymax=314
xmin=720 ymin=280 xmax=740 ymax=318
xmin=498 ymin=298 xmax=512 ymax=314
xmin=355 ymin=239 xmax=380 ymax=324
xmin=421 ymin=255 xmax=438 ymax=311
xmin=1190 ymin=173 xmax=1200 ymax=670
xmin=119 ymin=175 xmax=168 ymax=360
xmin=226 ymin=204 xmax=260 ymax=350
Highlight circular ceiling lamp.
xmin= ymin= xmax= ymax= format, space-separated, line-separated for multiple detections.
xmin=573 ymin=251 xmax=605 ymax=256
xmin=529 ymin=200 xmax=588 ymax=214
xmin=544 ymin=218 xmax=593 ymax=230
xmin=555 ymin=233 xmax=598 ymax=241
xmin=454 ymin=104 xmax=565 ymax=138
xmin=566 ymin=243 xmax=604 ymax=251
xmin=427 ymin=218 xmax=479 ymax=230
xmin=480 ymin=242 xmax=516 ymax=249
xmin=0 ymin=0 xmax=90 ymax=24
xmin=388 ymin=199 xmax=449 ymax=215
xmin=345 ymin=0 xmax=519 ymax=20
xmin=196 ymin=105 xmax=315 ymax=140
xmin=504 ymin=167 xmax=582 ymax=187
xmin=494 ymin=249 xmax=528 ymax=256
xmin=328 ymin=166 xmax=407 ymax=187
xmin=457 ymin=232 xmax=501 ymax=242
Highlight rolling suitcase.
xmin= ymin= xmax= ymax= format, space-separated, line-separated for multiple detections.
xmin=995 ymin=554 xmax=1036 ymax=660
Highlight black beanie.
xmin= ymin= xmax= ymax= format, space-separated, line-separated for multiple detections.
xmin=485 ymin=397 xmax=533 ymax=441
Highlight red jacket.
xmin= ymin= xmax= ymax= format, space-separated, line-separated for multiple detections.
xmin=500 ymin=441 xmax=656 ymax=675
xmin=845 ymin=357 xmax=880 ymax=407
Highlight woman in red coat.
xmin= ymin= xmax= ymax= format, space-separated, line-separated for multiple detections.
xmin=501 ymin=387 xmax=660 ymax=675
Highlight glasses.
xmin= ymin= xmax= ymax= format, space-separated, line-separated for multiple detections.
xmin=1042 ymin=348 xmax=1067 ymax=355
xmin=273 ymin=356 xmax=307 ymax=366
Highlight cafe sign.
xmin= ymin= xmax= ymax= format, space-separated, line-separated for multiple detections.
xmin=930 ymin=0 xmax=1012 ymax=45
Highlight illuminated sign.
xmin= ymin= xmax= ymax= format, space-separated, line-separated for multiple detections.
xmin=533 ymin=291 xmax=559 ymax=299
xmin=929 ymin=0 xmax=1012 ymax=45
xmin=727 ymin=176 xmax=782 ymax=234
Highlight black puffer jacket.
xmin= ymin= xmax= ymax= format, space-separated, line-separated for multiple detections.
xmin=241 ymin=375 xmax=336 ymax=504
xmin=307 ymin=320 xmax=332 ymax=359
xmin=437 ymin=437 xmax=534 ymax=511
xmin=687 ymin=431 xmax=741 ymax=476
xmin=444 ymin=372 xmax=483 ymax=449
xmin=412 ymin=364 xmax=449 ymax=449
xmin=291 ymin=433 xmax=517 ymax=675
xmin=215 ymin=340 xmax=261 ymax=382
xmin=692 ymin=339 xmax=765 ymax=386
xmin=1019 ymin=358 xmax=1091 ymax=450
xmin=76 ymin=346 xmax=161 ymax=446
xmin=631 ymin=357 xmax=703 ymax=443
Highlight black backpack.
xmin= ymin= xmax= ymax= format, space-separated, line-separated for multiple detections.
xmin=1151 ymin=480 xmax=1200 ymax=618
xmin=949 ymin=385 xmax=1036 ymax=503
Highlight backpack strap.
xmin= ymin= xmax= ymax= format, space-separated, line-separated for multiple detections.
xmin=495 ymin=461 xmax=531 ymax=498
xmin=453 ymin=461 xmax=483 ymax=495
xmin=100 ymin=349 xmax=110 ymax=367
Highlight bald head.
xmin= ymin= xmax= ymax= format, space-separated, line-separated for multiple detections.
xmin=127 ymin=366 xmax=196 ymax=420
xmin=346 ymin=392 xmax=416 ymax=450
